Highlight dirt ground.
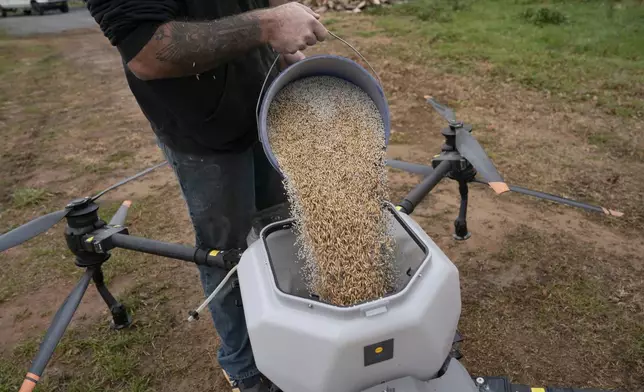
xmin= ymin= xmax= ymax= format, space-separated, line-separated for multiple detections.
xmin=1 ymin=15 xmax=643 ymax=392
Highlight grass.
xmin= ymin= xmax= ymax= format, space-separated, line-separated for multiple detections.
xmin=458 ymin=225 xmax=644 ymax=388
xmin=368 ymin=0 xmax=644 ymax=118
xmin=0 ymin=188 xmax=211 ymax=390
xmin=107 ymin=150 xmax=135 ymax=164
xmin=388 ymin=130 xmax=411 ymax=144
xmin=0 ymin=9 xmax=643 ymax=392
xmin=322 ymin=17 xmax=340 ymax=27
xmin=11 ymin=188 xmax=52 ymax=208
xmin=76 ymin=162 xmax=117 ymax=175
xmin=0 ymin=28 xmax=227 ymax=392
xmin=520 ymin=7 xmax=568 ymax=27
xmin=587 ymin=132 xmax=611 ymax=146
xmin=0 ymin=282 xmax=173 ymax=392
xmin=0 ymin=35 xmax=19 ymax=75
xmin=68 ymin=0 xmax=87 ymax=9
xmin=43 ymin=286 xmax=169 ymax=392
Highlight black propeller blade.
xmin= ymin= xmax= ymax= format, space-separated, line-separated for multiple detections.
xmin=91 ymin=161 xmax=167 ymax=202
xmin=425 ymin=97 xmax=509 ymax=195
xmin=0 ymin=162 xmax=167 ymax=253
xmin=0 ymin=209 xmax=70 ymax=252
xmin=425 ymin=95 xmax=458 ymax=125
xmin=389 ymin=159 xmax=623 ymax=217
xmin=471 ymin=178 xmax=624 ymax=217
xmin=455 ymin=128 xmax=509 ymax=194
xmin=19 ymin=268 xmax=94 ymax=392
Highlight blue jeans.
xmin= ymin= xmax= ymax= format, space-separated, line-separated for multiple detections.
xmin=158 ymin=139 xmax=287 ymax=385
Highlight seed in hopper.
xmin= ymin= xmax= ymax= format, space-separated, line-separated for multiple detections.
xmin=267 ymin=75 xmax=396 ymax=307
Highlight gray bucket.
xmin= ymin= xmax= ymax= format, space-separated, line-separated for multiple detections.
xmin=257 ymin=54 xmax=391 ymax=176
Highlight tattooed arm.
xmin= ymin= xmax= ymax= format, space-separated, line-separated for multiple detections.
xmin=129 ymin=14 xmax=264 ymax=80
xmin=127 ymin=3 xmax=327 ymax=81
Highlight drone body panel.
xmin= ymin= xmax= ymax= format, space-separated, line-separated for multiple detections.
xmin=237 ymin=209 xmax=461 ymax=392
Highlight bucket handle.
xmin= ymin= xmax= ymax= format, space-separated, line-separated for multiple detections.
xmin=327 ymin=31 xmax=383 ymax=87
xmin=255 ymin=31 xmax=384 ymax=125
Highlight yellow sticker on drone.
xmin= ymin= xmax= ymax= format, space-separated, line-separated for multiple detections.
xmin=375 ymin=347 xmax=384 ymax=354
xmin=531 ymin=388 xmax=546 ymax=392
xmin=85 ymin=236 xmax=94 ymax=243
xmin=209 ymin=250 xmax=220 ymax=257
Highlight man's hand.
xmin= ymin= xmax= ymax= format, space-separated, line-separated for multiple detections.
xmin=262 ymin=3 xmax=327 ymax=54
xmin=280 ymin=51 xmax=306 ymax=69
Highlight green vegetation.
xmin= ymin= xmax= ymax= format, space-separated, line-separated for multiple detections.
xmin=521 ymin=7 xmax=568 ymax=26
xmin=369 ymin=0 xmax=644 ymax=117
xmin=0 ymin=283 xmax=171 ymax=392
xmin=459 ymin=225 xmax=644 ymax=387
xmin=0 ymin=5 xmax=642 ymax=391
xmin=68 ymin=0 xmax=87 ymax=8
xmin=11 ymin=188 xmax=52 ymax=208
xmin=107 ymin=150 xmax=135 ymax=163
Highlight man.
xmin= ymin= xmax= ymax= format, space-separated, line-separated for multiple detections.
xmin=85 ymin=1 xmax=328 ymax=390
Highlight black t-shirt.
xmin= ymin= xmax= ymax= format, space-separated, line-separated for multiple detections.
xmin=87 ymin=0 xmax=279 ymax=155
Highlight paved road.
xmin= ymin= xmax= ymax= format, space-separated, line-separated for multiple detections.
xmin=0 ymin=7 xmax=96 ymax=36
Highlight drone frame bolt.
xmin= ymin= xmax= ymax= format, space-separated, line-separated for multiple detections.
xmin=66 ymin=196 xmax=91 ymax=209
xmin=188 ymin=310 xmax=200 ymax=320
xmin=476 ymin=377 xmax=485 ymax=385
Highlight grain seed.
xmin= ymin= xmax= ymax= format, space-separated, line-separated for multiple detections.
xmin=267 ymin=75 xmax=395 ymax=307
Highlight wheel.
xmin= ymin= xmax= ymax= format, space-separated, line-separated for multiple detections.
xmin=1 ymin=8 xmax=7 ymax=17
xmin=31 ymin=2 xmax=43 ymax=15
xmin=60 ymin=2 xmax=68 ymax=12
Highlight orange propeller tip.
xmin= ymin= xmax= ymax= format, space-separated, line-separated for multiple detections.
xmin=18 ymin=379 xmax=36 ymax=392
xmin=611 ymin=210 xmax=624 ymax=217
xmin=601 ymin=207 xmax=624 ymax=217
xmin=19 ymin=372 xmax=39 ymax=392
xmin=489 ymin=181 xmax=510 ymax=195
xmin=123 ymin=200 xmax=132 ymax=207
xmin=424 ymin=95 xmax=431 ymax=100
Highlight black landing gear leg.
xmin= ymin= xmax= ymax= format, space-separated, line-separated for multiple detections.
xmin=453 ymin=180 xmax=471 ymax=241
xmin=92 ymin=267 xmax=132 ymax=330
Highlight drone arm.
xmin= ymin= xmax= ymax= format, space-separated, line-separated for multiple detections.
xmin=397 ymin=160 xmax=452 ymax=214
xmin=386 ymin=159 xmax=434 ymax=176
xmin=109 ymin=233 xmax=242 ymax=270
xmin=20 ymin=268 xmax=94 ymax=392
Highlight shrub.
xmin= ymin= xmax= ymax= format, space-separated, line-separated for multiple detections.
xmin=521 ymin=7 xmax=568 ymax=26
